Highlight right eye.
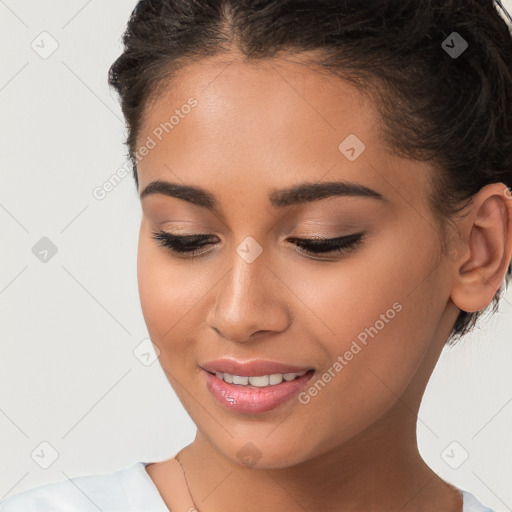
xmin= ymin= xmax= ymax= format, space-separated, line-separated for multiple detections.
xmin=151 ymin=230 xmax=216 ymax=256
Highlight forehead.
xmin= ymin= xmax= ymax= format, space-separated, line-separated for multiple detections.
xmin=138 ymin=53 xmax=379 ymax=169
xmin=136 ymin=53 xmax=434 ymax=219
xmin=140 ymin=51 xmax=377 ymax=133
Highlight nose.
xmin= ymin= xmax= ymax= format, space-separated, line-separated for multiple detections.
xmin=206 ymin=248 xmax=290 ymax=343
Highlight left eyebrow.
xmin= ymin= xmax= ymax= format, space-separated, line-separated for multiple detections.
xmin=139 ymin=179 xmax=386 ymax=211
xmin=268 ymin=180 xmax=386 ymax=207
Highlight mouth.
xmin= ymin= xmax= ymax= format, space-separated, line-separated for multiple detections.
xmin=201 ymin=358 xmax=314 ymax=377
xmin=200 ymin=360 xmax=316 ymax=414
xmin=204 ymin=368 xmax=313 ymax=387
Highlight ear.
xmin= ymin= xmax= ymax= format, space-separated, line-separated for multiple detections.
xmin=450 ymin=183 xmax=512 ymax=313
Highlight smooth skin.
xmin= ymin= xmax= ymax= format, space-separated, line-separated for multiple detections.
xmin=136 ymin=51 xmax=512 ymax=512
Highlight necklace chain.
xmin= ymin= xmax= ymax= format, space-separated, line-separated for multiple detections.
xmin=175 ymin=450 xmax=200 ymax=512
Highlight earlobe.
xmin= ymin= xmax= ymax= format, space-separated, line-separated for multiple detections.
xmin=450 ymin=183 xmax=512 ymax=313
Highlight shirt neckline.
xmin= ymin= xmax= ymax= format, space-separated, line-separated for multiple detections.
xmin=125 ymin=461 xmax=171 ymax=511
xmin=132 ymin=461 xmax=490 ymax=512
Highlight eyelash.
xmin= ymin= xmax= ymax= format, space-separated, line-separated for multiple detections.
xmin=151 ymin=230 xmax=366 ymax=258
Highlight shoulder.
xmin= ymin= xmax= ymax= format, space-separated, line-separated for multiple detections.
xmin=461 ymin=489 xmax=495 ymax=512
xmin=0 ymin=462 xmax=149 ymax=512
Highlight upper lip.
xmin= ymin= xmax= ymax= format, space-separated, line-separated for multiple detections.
xmin=201 ymin=358 xmax=314 ymax=377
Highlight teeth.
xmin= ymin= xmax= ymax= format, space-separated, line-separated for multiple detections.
xmin=269 ymin=374 xmax=283 ymax=385
xmin=232 ymin=375 xmax=249 ymax=385
xmin=214 ymin=370 xmax=308 ymax=387
xmin=248 ymin=375 xmax=269 ymax=387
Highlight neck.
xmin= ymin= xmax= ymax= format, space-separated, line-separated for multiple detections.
xmin=178 ymin=401 xmax=461 ymax=512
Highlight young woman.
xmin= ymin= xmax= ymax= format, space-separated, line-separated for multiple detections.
xmin=2 ymin=1 xmax=511 ymax=511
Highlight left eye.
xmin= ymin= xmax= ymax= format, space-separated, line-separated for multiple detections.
xmin=288 ymin=232 xmax=366 ymax=255
xmin=151 ymin=230 xmax=366 ymax=257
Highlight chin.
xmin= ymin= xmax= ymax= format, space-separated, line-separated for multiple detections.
xmin=206 ymin=432 xmax=321 ymax=470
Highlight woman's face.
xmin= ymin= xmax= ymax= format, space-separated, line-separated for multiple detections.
xmin=136 ymin=53 xmax=459 ymax=467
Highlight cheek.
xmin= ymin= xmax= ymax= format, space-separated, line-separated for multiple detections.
xmin=309 ymin=296 xmax=438 ymax=452
xmin=310 ymin=263 xmax=444 ymax=432
xmin=137 ymin=230 xmax=199 ymax=357
xmin=136 ymin=224 xmax=231 ymax=374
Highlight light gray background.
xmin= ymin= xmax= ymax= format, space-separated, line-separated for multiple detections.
xmin=1 ymin=1 xmax=511 ymax=510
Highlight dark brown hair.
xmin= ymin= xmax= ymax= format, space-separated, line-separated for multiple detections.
xmin=108 ymin=0 xmax=512 ymax=343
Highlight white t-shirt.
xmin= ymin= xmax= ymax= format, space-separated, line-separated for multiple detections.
xmin=0 ymin=461 xmax=495 ymax=511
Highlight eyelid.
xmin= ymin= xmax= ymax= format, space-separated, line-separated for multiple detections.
xmin=153 ymin=230 xmax=359 ymax=243
xmin=151 ymin=229 xmax=367 ymax=258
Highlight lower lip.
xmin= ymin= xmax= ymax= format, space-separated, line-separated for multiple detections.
xmin=203 ymin=370 xmax=315 ymax=414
